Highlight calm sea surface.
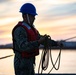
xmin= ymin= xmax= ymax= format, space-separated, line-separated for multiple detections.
xmin=0 ymin=49 xmax=76 ymax=75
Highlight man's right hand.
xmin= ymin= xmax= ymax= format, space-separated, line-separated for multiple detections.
xmin=38 ymin=34 xmax=50 ymax=44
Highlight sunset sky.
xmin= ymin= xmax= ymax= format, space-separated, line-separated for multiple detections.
xmin=0 ymin=0 xmax=76 ymax=45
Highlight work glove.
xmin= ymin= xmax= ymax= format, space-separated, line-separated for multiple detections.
xmin=57 ymin=41 xmax=64 ymax=47
xmin=38 ymin=34 xmax=50 ymax=44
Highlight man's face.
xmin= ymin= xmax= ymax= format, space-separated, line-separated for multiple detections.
xmin=23 ymin=14 xmax=35 ymax=26
xmin=28 ymin=14 xmax=35 ymax=25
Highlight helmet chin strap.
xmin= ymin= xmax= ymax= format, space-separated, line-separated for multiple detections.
xmin=26 ymin=14 xmax=31 ymax=25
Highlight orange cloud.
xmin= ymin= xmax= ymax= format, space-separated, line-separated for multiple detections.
xmin=0 ymin=0 xmax=76 ymax=44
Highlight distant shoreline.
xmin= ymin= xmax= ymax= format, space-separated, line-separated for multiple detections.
xmin=0 ymin=41 xmax=76 ymax=49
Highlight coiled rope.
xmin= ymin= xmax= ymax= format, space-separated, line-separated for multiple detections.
xmin=38 ymin=36 xmax=62 ymax=74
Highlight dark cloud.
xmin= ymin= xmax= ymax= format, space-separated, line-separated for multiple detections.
xmin=0 ymin=0 xmax=7 ymax=2
xmin=0 ymin=0 xmax=11 ymax=3
xmin=0 ymin=0 xmax=20 ymax=18
xmin=45 ymin=2 xmax=76 ymax=17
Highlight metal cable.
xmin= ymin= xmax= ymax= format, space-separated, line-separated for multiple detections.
xmin=0 ymin=54 xmax=13 ymax=60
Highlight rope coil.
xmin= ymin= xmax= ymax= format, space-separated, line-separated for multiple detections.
xmin=38 ymin=36 xmax=62 ymax=74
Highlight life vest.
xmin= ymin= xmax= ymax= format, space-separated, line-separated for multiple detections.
xmin=12 ymin=22 xmax=39 ymax=58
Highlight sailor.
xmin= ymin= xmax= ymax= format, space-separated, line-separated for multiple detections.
xmin=12 ymin=3 xmax=61 ymax=75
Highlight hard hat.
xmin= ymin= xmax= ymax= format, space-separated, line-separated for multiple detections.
xmin=20 ymin=3 xmax=37 ymax=16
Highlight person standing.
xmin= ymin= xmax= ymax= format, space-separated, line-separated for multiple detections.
xmin=12 ymin=3 xmax=60 ymax=75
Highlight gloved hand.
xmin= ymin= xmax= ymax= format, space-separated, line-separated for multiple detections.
xmin=57 ymin=41 xmax=64 ymax=47
xmin=38 ymin=34 xmax=50 ymax=44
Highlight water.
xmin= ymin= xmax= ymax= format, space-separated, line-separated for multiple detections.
xmin=0 ymin=49 xmax=76 ymax=75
